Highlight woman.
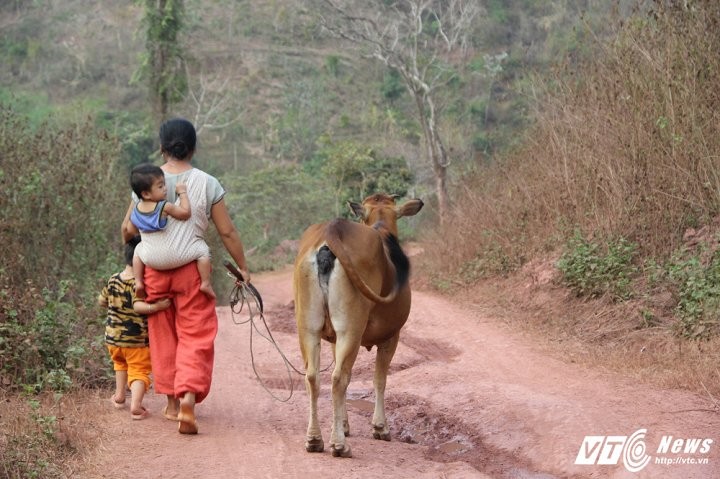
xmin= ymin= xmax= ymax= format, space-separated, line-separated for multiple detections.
xmin=122 ymin=118 xmax=250 ymax=434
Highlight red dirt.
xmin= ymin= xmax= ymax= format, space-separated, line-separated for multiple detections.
xmin=87 ymin=265 xmax=719 ymax=479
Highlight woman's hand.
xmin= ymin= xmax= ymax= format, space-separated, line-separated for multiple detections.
xmin=236 ymin=268 xmax=251 ymax=284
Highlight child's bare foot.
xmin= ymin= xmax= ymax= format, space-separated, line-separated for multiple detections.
xmin=131 ymin=406 xmax=149 ymax=420
xmin=111 ymin=394 xmax=126 ymax=409
xmin=200 ymin=281 xmax=216 ymax=299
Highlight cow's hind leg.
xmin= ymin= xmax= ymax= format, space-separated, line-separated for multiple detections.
xmin=372 ymin=332 xmax=399 ymax=441
xmin=331 ymin=343 xmax=350 ymax=437
xmin=302 ymin=334 xmax=324 ymax=452
xmin=329 ymin=332 xmax=362 ymax=458
xmin=295 ymin=262 xmax=325 ymax=453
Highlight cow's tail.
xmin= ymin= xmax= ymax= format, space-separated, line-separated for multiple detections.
xmin=323 ymin=228 xmax=409 ymax=305
xmin=316 ymin=245 xmax=335 ymax=297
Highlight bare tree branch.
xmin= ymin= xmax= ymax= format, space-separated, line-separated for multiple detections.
xmin=184 ymin=65 xmax=244 ymax=136
xmin=307 ymin=0 xmax=482 ymax=221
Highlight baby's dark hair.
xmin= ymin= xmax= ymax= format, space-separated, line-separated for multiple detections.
xmin=130 ymin=163 xmax=164 ymax=198
xmin=124 ymin=236 xmax=141 ymax=266
xmin=159 ymin=118 xmax=197 ymax=160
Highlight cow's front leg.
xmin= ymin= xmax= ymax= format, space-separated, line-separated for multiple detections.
xmin=372 ymin=333 xmax=399 ymax=441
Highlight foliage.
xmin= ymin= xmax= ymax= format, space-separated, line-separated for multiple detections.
xmin=556 ymin=231 xmax=638 ymax=301
xmin=220 ymin=140 xmax=415 ymax=269
xmin=0 ymin=105 xmax=122 ymax=390
xmin=665 ymin=248 xmax=720 ymax=340
xmin=423 ymin=1 xmax=720 ymax=340
xmin=381 ymin=69 xmax=405 ymax=101
xmin=221 ymin=164 xmax=334 ymax=269
xmin=308 ymin=138 xmax=414 ymax=217
xmin=0 ymin=390 xmax=74 ymax=479
xmin=459 ymin=244 xmax=517 ymax=283
xmin=262 ymin=73 xmax=335 ymax=163
xmin=133 ymin=0 xmax=188 ymax=122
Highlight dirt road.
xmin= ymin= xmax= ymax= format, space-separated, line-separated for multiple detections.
xmin=91 ymin=266 xmax=719 ymax=478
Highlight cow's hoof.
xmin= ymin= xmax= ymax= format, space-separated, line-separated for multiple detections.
xmin=373 ymin=425 xmax=391 ymax=441
xmin=305 ymin=437 xmax=324 ymax=453
xmin=331 ymin=443 xmax=352 ymax=458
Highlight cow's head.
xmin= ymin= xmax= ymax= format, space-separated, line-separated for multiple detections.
xmin=348 ymin=193 xmax=424 ymax=237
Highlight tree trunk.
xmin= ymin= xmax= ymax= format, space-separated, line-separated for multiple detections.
xmin=413 ymin=88 xmax=450 ymax=223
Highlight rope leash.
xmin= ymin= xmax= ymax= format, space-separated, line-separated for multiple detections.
xmin=224 ymin=261 xmax=334 ymax=402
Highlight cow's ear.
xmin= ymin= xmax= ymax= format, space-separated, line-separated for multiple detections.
xmin=396 ymin=198 xmax=424 ymax=218
xmin=348 ymin=201 xmax=365 ymax=219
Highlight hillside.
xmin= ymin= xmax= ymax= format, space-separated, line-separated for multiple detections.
xmin=0 ymin=0 xmax=627 ymax=173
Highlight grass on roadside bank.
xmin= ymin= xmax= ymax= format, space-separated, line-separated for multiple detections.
xmin=414 ymin=250 xmax=720 ymax=404
xmin=0 ymin=388 xmax=113 ymax=479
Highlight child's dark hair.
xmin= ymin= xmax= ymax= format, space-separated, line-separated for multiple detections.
xmin=124 ymin=236 xmax=141 ymax=266
xmin=130 ymin=163 xmax=164 ymax=198
xmin=159 ymin=118 xmax=197 ymax=160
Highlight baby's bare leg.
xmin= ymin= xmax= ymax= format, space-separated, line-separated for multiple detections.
xmin=133 ymin=254 xmax=146 ymax=298
xmin=197 ymin=257 xmax=216 ymax=299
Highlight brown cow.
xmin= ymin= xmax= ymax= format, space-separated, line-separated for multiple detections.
xmin=293 ymin=193 xmax=424 ymax=457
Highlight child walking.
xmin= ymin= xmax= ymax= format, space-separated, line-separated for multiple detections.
xmin=128 ymin=162 xmax=215 ymax=299
xmin=98 ymin=237 xmax=171 ymax=420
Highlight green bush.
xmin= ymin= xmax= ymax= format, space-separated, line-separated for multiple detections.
xmin=0 ymin=104 xmax=124 ymax=390
xmin=665 ymin=249 xmax=720 ymax=339
xmin=309 ymin=138 xmax=415 ymax=217
xmin=556 ymin=231 xmax=638 ymax=300
xmin=381 ymin=69 xmax=405 ymax=101
xmin=459 ymin=244 xmax=517 ymax=282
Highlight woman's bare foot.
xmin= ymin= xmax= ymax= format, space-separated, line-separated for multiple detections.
xmin=200 ymin=281 xmax=216 ymax=299
xmin=163 ymin=396 xmax=180 ymax=420
xmin=177 ymin=393 xmax=198 ymax=434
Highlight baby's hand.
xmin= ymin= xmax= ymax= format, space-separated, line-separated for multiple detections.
xmin=176 ymin=183 xmax=187 ymax=195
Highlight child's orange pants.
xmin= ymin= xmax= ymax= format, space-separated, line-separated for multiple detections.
xmin=107 ymin=345 xmax=152 ymax=389
xmin=144 ymin=262 xmax=217 ymax=403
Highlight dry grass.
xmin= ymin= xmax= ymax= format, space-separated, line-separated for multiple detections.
xmin=427 ymin=1 xmax=720 ymax=272
xmin=0 ymin=388 xmax=113 ymax=479
xmin=419 ymin=2 xmax=720 ymax=399
xmin=433 ymin=258 xmax=720 ymax=402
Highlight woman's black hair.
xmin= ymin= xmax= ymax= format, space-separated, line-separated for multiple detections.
xmin=159 ymin=118 xmax=197 ymax=160
xmin=130 ymin=163 xmax=164 ymax=198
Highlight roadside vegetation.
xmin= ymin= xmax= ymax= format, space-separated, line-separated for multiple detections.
xmin=2 ymin=0 xmax=720 ymax=477
xmin=420 ymin=0 xmax=720 ymax=399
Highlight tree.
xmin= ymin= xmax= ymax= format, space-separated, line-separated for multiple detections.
xmin=307 ymin=0 xmax=482 ymax=222
xmin=313 ymin=139 xmax=414 ymax=216
xmin=185 ymin=66 xmax=244 ymax=137
xmin=134 ymin=0 xmax=188 ymax=124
